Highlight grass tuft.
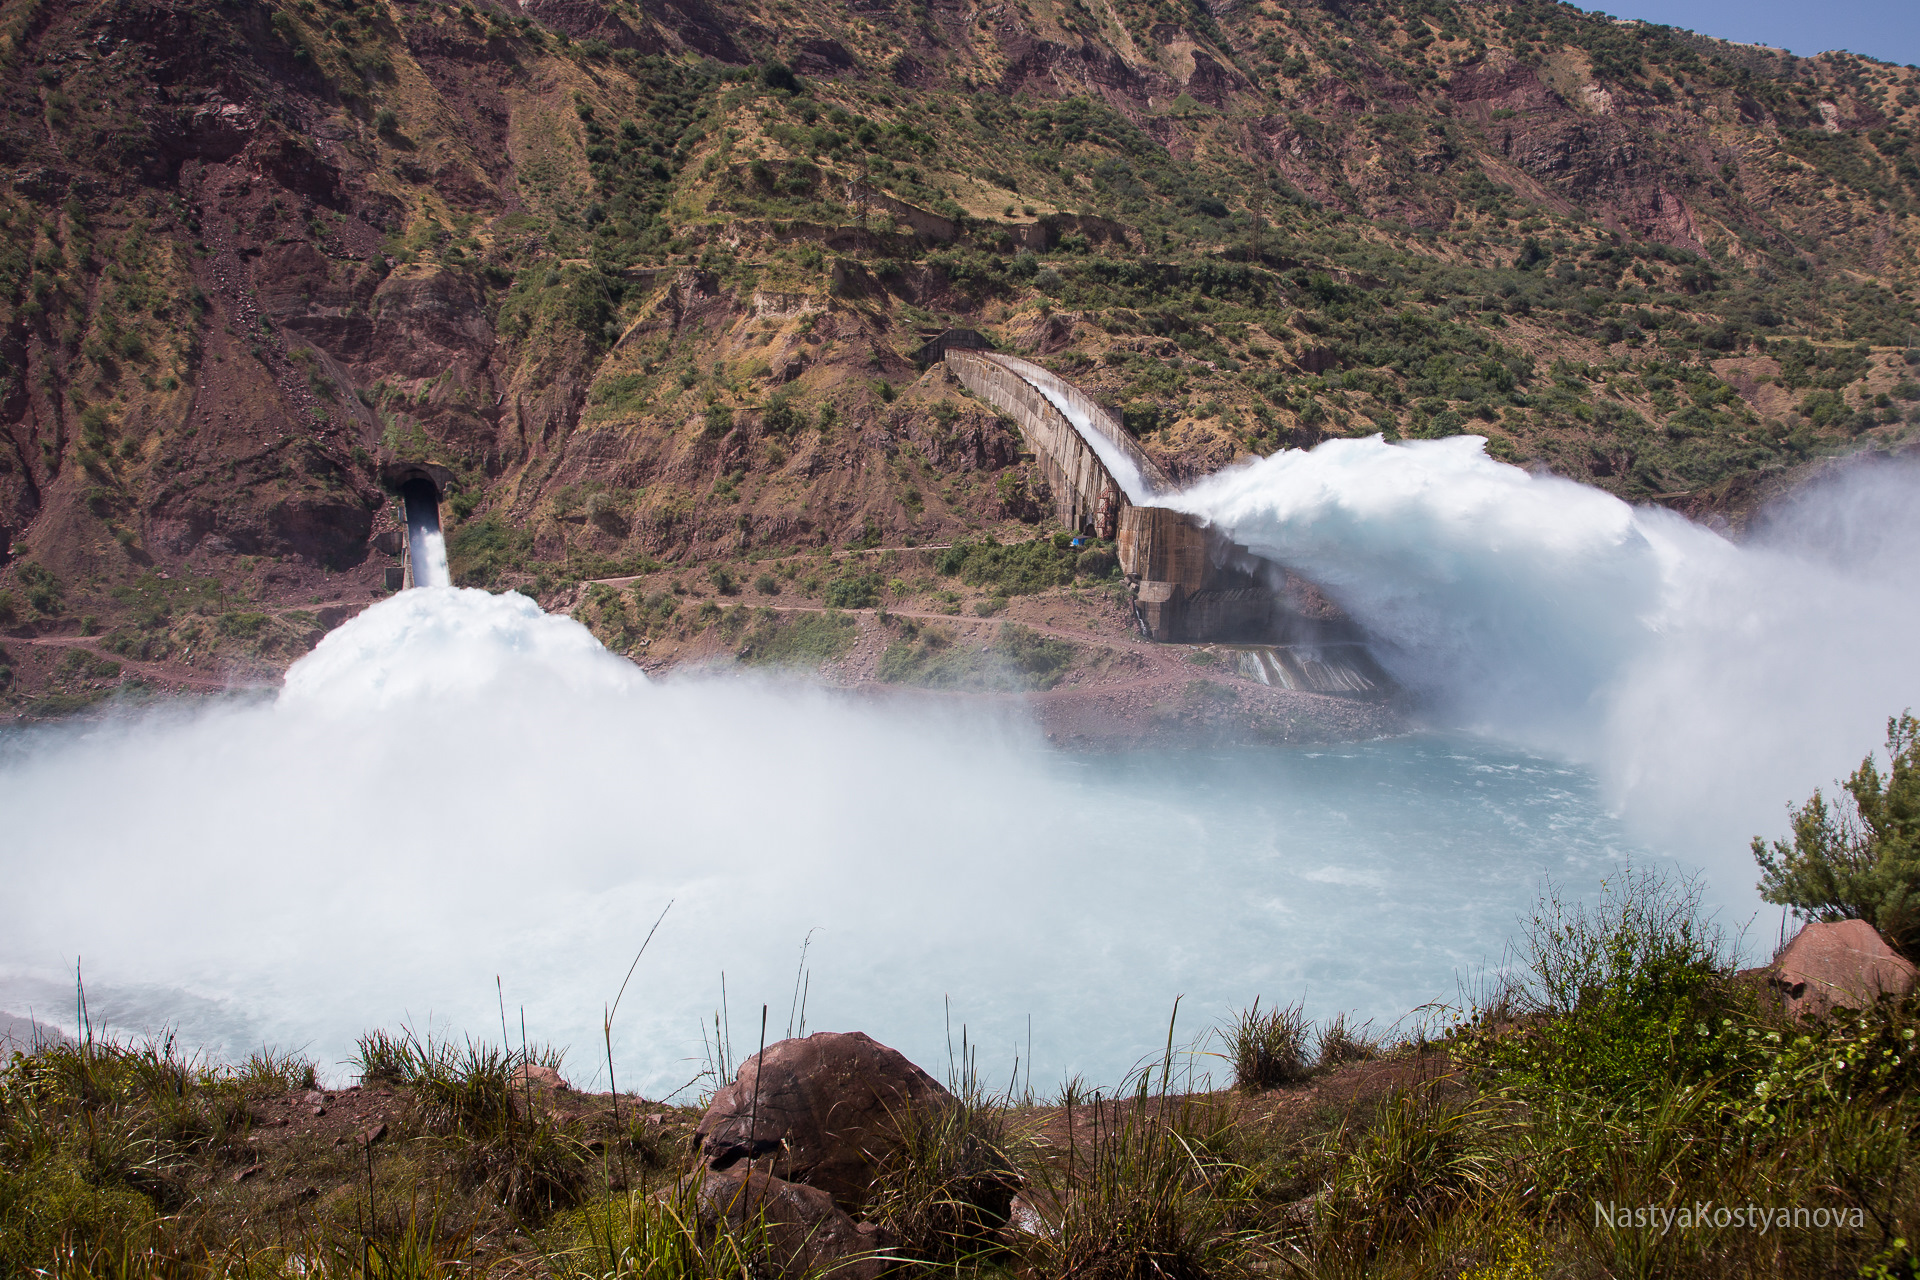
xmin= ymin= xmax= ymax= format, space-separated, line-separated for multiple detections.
xmin=1224 ymin=999 xmax=1311 ymax=1092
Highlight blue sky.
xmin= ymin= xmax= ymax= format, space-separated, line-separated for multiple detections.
xmin=1585 ymin=0 xmax=1920 ymax=67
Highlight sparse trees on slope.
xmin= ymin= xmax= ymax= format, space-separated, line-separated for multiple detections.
xmin=1754 ymin=712 xmax=1920 ymax=958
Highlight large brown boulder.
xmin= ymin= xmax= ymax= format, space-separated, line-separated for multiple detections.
xmin=1770 ymin=919 xmax=1918 ymax=1017
xmin=682 ymin=1168 xmax=888 ymax=1280
xmin=694 ymin=1031 xmax=951 ymax=1208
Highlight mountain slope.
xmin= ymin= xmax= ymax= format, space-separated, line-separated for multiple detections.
xmin=0 ymin=0 xmax=1917 ymax=705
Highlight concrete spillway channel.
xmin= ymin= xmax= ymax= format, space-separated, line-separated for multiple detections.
xmin=942 ymin=348 xmax=1390 ymax=697
xmin=381 ymin=462 xmax=455 ymax=590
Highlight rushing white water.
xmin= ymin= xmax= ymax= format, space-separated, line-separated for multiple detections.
xmin=2 ymin=437 xmax=1914 ymax=1092
xmin=1015 ymin=365 xmax=1156 ymax=502
xmin=404 ymin=489 xmax=451 ymax=589
xmin=1173 ymin=436 xmax=1920 ymax=866
xmin=0 ymin=586 xmax=1648 ymax=1093
xmin=413 ymin=529 xmax=451 ymax=589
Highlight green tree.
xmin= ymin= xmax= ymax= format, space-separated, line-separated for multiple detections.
xmin=1754 ymin=712 xmax=1920 ymax=957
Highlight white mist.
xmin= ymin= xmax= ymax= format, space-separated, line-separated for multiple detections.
xmin=1174 ymin=436 xmax=1920 ymax=872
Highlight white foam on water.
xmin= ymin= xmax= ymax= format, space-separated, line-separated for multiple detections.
xmin=0 ymin=589 xmax=1643 ymax=1094
xmin=280 ymin=586 xmax=639 ymax=711
xmin=1173 ymin=435 xmax=1920 ymax=868
xmin=3 ymin=443 xmax=1915 ymax=1093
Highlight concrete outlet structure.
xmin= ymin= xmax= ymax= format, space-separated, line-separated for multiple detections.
xmin=944 ymin=348 xmax=1387 ymax=695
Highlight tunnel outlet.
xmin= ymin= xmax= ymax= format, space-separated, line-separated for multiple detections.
xmin=398 ymin=477 xmax=449 ymax=590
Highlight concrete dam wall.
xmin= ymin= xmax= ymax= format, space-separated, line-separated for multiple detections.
xmin=944 ymin=350 xmax=1159 ymax=539
xmin=943 ymin=349 xmax=1388 ymax=696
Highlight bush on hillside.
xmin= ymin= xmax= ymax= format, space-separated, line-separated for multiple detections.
xmin=824 ymin=568 xmax=882 ymax=609
xmin=1460 ymin=867 xmax=1744 ymax=1100
xmin=1754 ymin=711 xmax=1920 ymax=957
xmin=935 ymin=534 xmax=1112 ymax=596
xmin=739 ymin=609 xmax=857 ymax=666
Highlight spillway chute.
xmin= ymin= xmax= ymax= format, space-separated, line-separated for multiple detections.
xmin=942 ymin=348 xmax=1391 ymax=697
xmin=380 ymin=462 xmax=455 ymax=590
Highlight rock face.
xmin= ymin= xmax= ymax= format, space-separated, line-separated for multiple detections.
xmin=682 ymin=1168 xmax=889 ymax=1280
xmin=1770 ymin=920 xmax=1918 ymax=1016
xmin=694 ymin=1031 xmax=952 ymax=1208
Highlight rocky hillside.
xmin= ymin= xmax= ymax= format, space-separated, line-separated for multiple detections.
xmin=1 ymin=0 xmax=1918 ymax=705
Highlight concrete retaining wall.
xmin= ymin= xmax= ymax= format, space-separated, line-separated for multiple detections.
xmin=945 ymin=348 xmax=1220 ymax=634
xmin=945 ymin=349 xmax=1128 ymax=538
xmin=980 ymin=353 xmax=1171 ymax=497
xmin=944 ymin=348 xmax=1387 ymax=686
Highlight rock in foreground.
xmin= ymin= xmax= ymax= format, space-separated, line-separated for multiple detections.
xmin=694 ymin=1030 xmax=952 ymax=1208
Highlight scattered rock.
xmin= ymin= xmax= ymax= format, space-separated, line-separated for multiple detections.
xmin=1004 ymin=1191 xmax=1052 ymax=1239
xmin=358 ymin=1121 xmax=388 ymax=1147
xmin=695 ymin=1031 xmax=952 ymax=1209
xmin=231 ymin=1164 xmax=261 ymax=1183
xmin=682 ymin=1168 xmax=888 ymax=1280
xmin=1770 ymin=919 xmax=1918 ymax=1016
xmin=512 ymin=1064 xmax=570 ymax=1091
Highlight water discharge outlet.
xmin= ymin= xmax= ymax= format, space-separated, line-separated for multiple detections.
xmin=400 ymin=477 xmax=450 ymax=589
xmin=943 ymin=349 xmax=1385 ymax=699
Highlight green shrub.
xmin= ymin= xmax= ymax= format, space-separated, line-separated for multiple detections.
xmin=1460 ymin=868 xmax=1741 ymax=1101
xmin=1316 ymin=1014 xmax=1381 ymax=1069
xmin=935 ymin=536 xmax=1086 ymax=596
xmin=556 ymin=1175 xmax=773 ymax=1280
xmin=347 ymin=1028 xmax=586 ymax=1216
xmin=217 ymin=611 xmax=267 ymax=638
xmin=1312 ymin=1085 xmax=1505 ymax=1263
xmin=1019 ymin=1061 xmax=1258 ymax=1280
xmin=447 ymin=515 xmax=532 ymax=587
xmin=354 ymin=1028 xmax=412 ymax=1085
xmin=877 ymin=633 xmax=952 ymax=685
xmin=1755 ymin=711 xmax=1920 ymax=956
xmin=824 ymin=568 xmax=881 ymax=609
xmin=867 ymin=1089 xmax=1022 ymax=1263
xmin=1076 ymin=547 xmax=1118 ymax=577
xmin=1743 ymin=996 xmax=1920 ymax=1129
xmin=751 ymin=572 xmax=779 ymax=595
xmin=55 ymin=649 xmax=121 ymax=681
xmin=991 ymin=622 xmax=1075 ymax=689
xmin=762 ymin=397 xmax=802 ymax=434
xmin=16 ymin=563 xmax=60 ymax=614
xmin=739 ymin=610 xmax=857 ymax=666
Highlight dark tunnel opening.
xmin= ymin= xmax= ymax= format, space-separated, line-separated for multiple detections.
xmin=399 ymin=478 xmax=448 ymax=588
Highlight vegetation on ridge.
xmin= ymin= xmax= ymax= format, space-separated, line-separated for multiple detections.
xmin=3 ymin=0 xmax=1920 ymax=707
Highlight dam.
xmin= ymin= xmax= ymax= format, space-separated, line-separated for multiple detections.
xmin=942 ymin=347 xmax=1387 ymax=695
